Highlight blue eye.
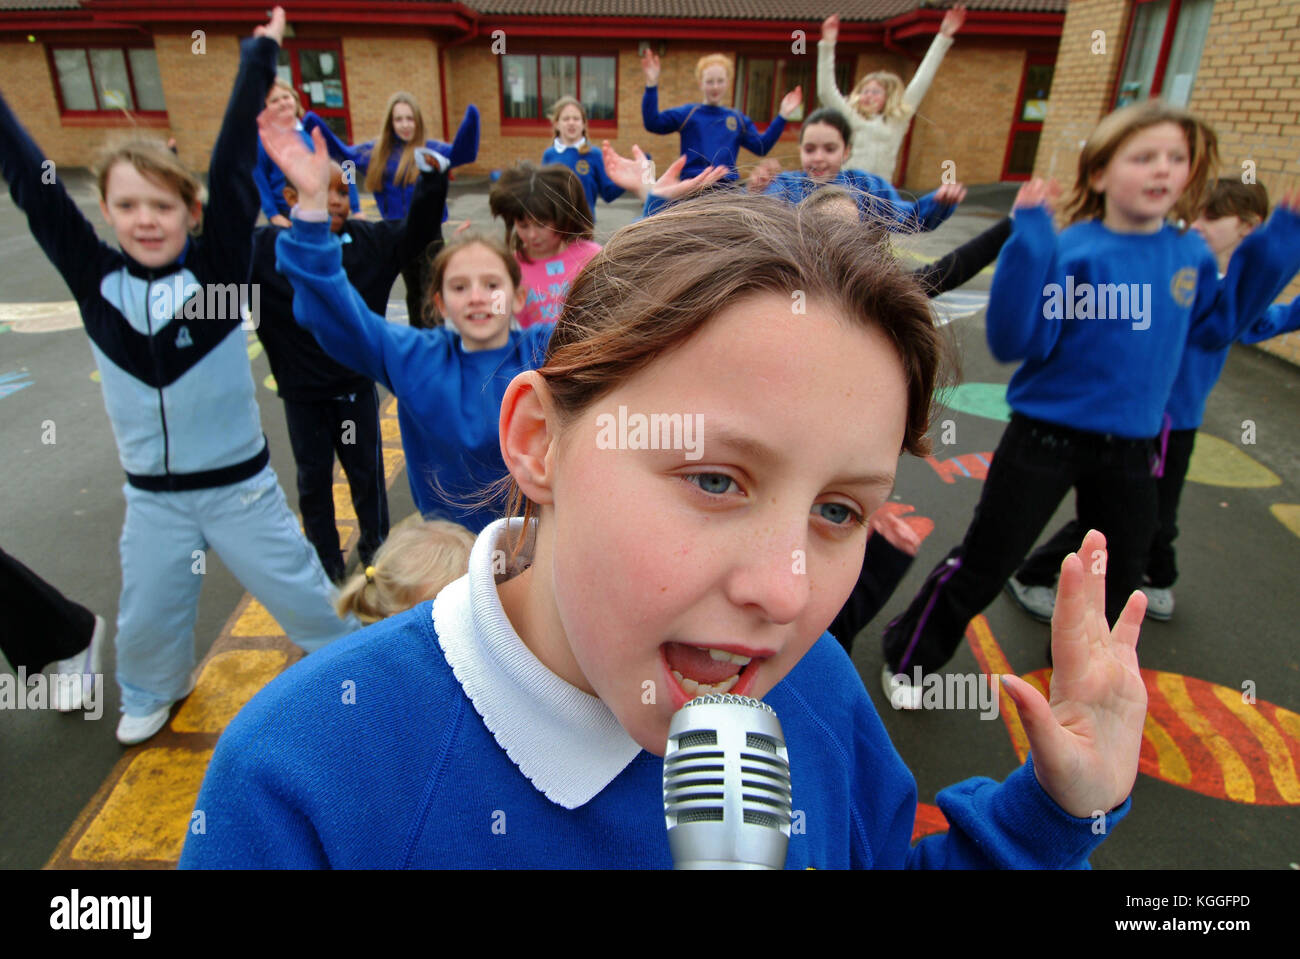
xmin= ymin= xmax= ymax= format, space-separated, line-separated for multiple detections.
xmin=688 ymin=472 xmax=736 ymax=496
xmin=815 ymin=502 xmax=862 ymax=526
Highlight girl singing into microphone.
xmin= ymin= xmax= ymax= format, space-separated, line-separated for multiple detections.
xmin=183 ymin=165 xmax=1151 ymax=867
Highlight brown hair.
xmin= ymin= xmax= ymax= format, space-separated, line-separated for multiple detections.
xmin=94 ymin=138 xmax=205 ymax=230
xmin=491 ymin=190 xmax=953 ymax=559
xmin=1200 ymin=177 xmax=1269 ymax=225
xmin=334 ymin=518 xmax=476 ymax=624
xmin=1060 ymin=99 xmax=1219 ymax=227
xmin=426 ymin=232 xmax=523 ymax=324
xmin=548 ymin=96 xmax=591 ymax=155
xmin=488 ymin=163 xmax=594 ymax=261
xmin=365 ymin=92 xmax=425 ymax=194
xmin=848 ymin=72 xmax=907 ymax=121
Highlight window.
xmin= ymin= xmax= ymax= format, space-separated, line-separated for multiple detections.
xmin=278 ymin=42 xmax=350 ymax=140
xmin=1114 ymin=0 xmax=1215 ymax=108
xmin=51 ymin=46 xmax=166 ymax=114
xmin=501 ymin=53 xmax=617 ymax=124
xmin=1003 ymin=58 xmax=1055 ymax=180
xmin=735 ymin=56 xmax=852 ymax=124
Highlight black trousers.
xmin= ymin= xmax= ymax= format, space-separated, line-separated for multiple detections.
xmin=881 ymin=414 xmax=1158 ymax=675
xmin=282 ymin=387 xmax=390 ymax=582
xmin=1017 ymin=427 xmax=1196 ymax=590
xmin=0 ymin=546 xmax=96 ymax=672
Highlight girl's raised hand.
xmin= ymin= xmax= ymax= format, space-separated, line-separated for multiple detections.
xmin=867 ymin=510 xmax=922 ymax=557
xmin=600 ymin=141 xmax=653 ymax=197
xmin=1012 ymin=177 xmax=1059 ymax=215
xmin=641 ymin=49 xmax=661 ymax=87
xmin=257 ymin=109 xmax=331 ymax=211
xmin=779 ymin=86 xmax=804 ymax=120
xmin=253 ymin=6 xmax=287 ymax=46
xmin=650 ymin=154 xmax=728 ymax=201
xmin=941 ymin=3 xmax=967 ymax=38
xmin=821 ymin=14 xmax=840 ymax=45
xmin=935 ymin=181 xmax=966 ymax=207
xmin=999 ymin=529 xmax=1148 ymax=819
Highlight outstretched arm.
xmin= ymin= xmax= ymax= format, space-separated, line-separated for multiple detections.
xmin=912 ymin=215 xmax=1011 ymax=296
xmin=901 ymin=4 xmax=962 ymax=113
xmin=985 ymin=178 xmax=1063 ymax=362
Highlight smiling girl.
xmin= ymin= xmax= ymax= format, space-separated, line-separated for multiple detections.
xmin=542 ymin=96 xmax=624 ymax=221
xmin=184 ymin=189 xmax=1152 ymax=869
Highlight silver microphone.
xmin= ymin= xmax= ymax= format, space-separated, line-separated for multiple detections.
xmin=662 ymin=693 xmax=793 ymax=870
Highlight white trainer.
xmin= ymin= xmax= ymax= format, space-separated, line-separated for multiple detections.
xmin=1140 ymin=585 xmax=1174 ymax=622
xmin=882 ymin=664 xmax=923 ymax=711
xmin=52 ymin=614 xmax=106 ymax=713
xmin=115 ymin=671 xmax=196 ymax=746
xmin=1004 ymin=575 xmax=1055 ymax=623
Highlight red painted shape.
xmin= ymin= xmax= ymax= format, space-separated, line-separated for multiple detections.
xmin=912 ymin=802 xmax=949 ymax=843
xmin=923 ymin=452 xmax=994 ymax=484
xmin=873 ymin=501 xmax=935 ymax=544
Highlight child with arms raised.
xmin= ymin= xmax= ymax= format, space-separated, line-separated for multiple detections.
xmin=182 ymin=191 xmax=1149 ymax=869
xmin=542 ymin=97 xmax=624 ymax=221
xmin=247 ymin=153 xmax=448 ymax=581
xmin=256 ymin=116 xmax=551 ymax=532
xmin=0 ymin=8 xmax=358 ymax=746
xmin=878 ymin=102 xmax=1300 ymax=702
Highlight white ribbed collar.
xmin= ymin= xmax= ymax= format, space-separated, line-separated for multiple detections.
xmin=432 ymin=518 xmax=644 ymax=809
xmin=552 ymin=136 xmax=586 ymax=153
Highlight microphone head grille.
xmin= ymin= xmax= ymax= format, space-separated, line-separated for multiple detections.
xmin=679 ymin=693 xmax=774 ymax=715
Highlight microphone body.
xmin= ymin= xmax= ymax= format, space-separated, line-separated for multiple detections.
xmin=663 ymin=693 xmax=793 ymax=869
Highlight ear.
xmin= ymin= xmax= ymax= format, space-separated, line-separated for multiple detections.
xmin=432 ymin=290 xmax=447 ymax=319
xmin=99 ymin=197 xmax=112 ymax=225
xmin=1088 ymin=167 xmax=1107 ymax=195
xmin=499 ymin=371 xmax=558 ymax=506
xmin=512 ymin=283 xmax=527 ymax=316
xmin=186 ymin=196 xmax=203 ymax=232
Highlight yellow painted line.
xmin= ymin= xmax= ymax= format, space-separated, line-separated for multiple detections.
xmin=1185 ymin=431 xmax=1281 ymax=488
xmin=231 ymin=598 xmax=283 ymax=637
xmin=333 ymin=483 xmax=357 ymax=520
xmin=172 ymin=649 xmax=289 ymax=734
xmin=966 ymin=615 xmax=1030 ymax=763
xmin=1211 ymin=685 xmax=1300 ymax=804
xmin=72 ymin=748 xmax=214 ymax=863
xmin=1276 ymin=705 xmax=1300 ymax=744
xmin=1156 ymin=672 xmax=1255 ymax=803
xmin=1270 ymin=503 xmax=1300 ymax=539
xmin=1143 ymin=712 xmax=1192 ymax=786
xmin=381 ymin=417 xmax=401 ymax=443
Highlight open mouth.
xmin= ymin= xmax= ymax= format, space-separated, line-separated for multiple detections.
xmin=660 ymin=641 xmax=766 ymax=704
xmin=462 ymin=310 xmax=494 ymax=324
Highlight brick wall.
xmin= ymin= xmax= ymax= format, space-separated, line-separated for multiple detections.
xmin=1034 ymin=0 xmax=1300 ymax=366
xmin=339 ymin=34 xmax=441 ymax=153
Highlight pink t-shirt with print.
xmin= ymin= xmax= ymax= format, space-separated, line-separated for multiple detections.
xmin=515 ymin=239 xmax=602 ymax=328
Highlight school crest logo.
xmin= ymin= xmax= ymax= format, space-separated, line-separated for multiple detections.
xmin=575 ymin=159 xmax=590 ymax=176
xmin=1170 ymin=267 xmax=1197 ymax=308
xmin=726 ymin=115 xmax=738 ymax=131
xmin=175 ymin=325 xmax=193 ymax=348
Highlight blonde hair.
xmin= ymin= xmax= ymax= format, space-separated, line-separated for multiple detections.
xmin=548 ymin=96 xmax=591 ymax=154
xmin=848 ymin=72 xmax=907 ymax=121
xmin=266 ymin=78 xmax=304 ymax=118
xmin=1060 ymin=99 xmax=1219 ymax=227
xmin=365 ymin=92 xmax=426 ymax=194
xmin=694 ymin=53 xmax=734 ymax=83
xmin=335 ymin=519 xmax=476 ymax=623
xmin=94 ymin=138 xmax=205 ymax=230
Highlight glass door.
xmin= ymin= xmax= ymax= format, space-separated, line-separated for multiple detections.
xmin=278 ymin=40 xmax=351 ymax=141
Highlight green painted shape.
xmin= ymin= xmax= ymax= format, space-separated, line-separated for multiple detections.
xmin=938 ymin=382 xmax=1012 ymax=422
xmin=1186 ymin=432 xmax=1281 ymax=488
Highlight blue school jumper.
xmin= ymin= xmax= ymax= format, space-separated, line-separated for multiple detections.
xmin=180 ymin=518 xmax=1129 ymax=869
xmin=642 ymin=88 xmax=785 ymax=181
xmin=253 ymin=113 xmax=362 ymax=219
xmin=542 ymin=139 xmax=624 ymax=220
xmin=765 ymin=168 xmax=955 ymax=233
xmin=274 ymin=217 xmax=553 ymax=530
xmin=0 ymin=38 xmax=358 ymax=716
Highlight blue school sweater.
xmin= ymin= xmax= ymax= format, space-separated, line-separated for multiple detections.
xmin=179 ymin=518 xmax=1128 ymax=869
xmin=987 ymin=205 xmax=1300 ymax=439
xmin=765 ymin=169 xmax=954 ymax=233
xmin=253 ymin=113 xmax=362 ymax=219
xmin=350 ymin=105 xmax=481 ymax=222
xmin=274 ymin=217 xmax=552 ymax=530
xmin=1166 ymin=296 xmax=1300 ymax=430
xmin=542 ymin=139 xmax=624 ymax=219
xmin=642 ymin=88 xmax=784 ymax=181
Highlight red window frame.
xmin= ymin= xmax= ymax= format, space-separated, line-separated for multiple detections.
xmin=1000 ymin=53 xmax=1055 ymax=182
xmin=279 ymin=38 xmax=352 ymax=142
xmin=498 ymin=50 xmax=619 ymax=133
xmin=1109 ymin=0 xmax=1194 ymax=108
xmin=46 ymin=43 xmax=167 ymax=122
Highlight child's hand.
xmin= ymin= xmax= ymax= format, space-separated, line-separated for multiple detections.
xmin=867 ymin=510 xmax=922 ymax=557
xmin=600 ymin=141 xmax=653 ymax=198
xmin=779 ymin=86 xmax=804 ymax=120
xmin=454 ymin=218 xmax=473 ymax=236
xmin=999 ymin=529 xmax=1148 ymax=819
xmin=1012 ymin=177 xmax=1059 ymax=215
xmin=270 ymin=214 xmax=292 ymax=228
xmin=821 ymin=14 xmax=840 ymax=45
xmin=935 ymin=181 xmax=966 ymax=207
xmin=641 ymin=49 xmax=661 ymax=87
xmin=649 ymin=154 xmax=729 ymax=201
xmin=258 ymin=110 xmax=330 ymax=212
xmin=253 ymin=6 xmax=287 ymax=45
xmin=748 ymin=158 xmax=782 ymax=193
xmin=941 ymin=3 xmax=967 ymax=38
